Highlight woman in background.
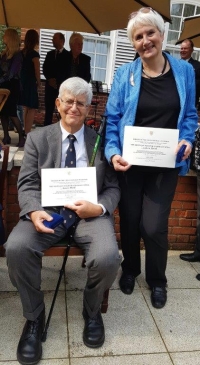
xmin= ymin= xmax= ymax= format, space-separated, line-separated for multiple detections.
xmin=20 ymin=29 xmax=40 ymax=135
xmin=0 ymin=28 xmax=25 ymax=147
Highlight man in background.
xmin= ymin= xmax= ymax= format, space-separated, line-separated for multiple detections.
xmin=180 ymin=39 xmax=200 ymax=264
xmin=66 ymin=32 xmax=91 ymax=83
xmin=43 ymin=32 xmax=69 ymax=126
xmin=180 ymin=39 xmax=200 ymax=108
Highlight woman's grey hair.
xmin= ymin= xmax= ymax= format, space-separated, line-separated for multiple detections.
xmin=58 ymin=77 xmax=93 ymax=105
xmin=127 ymin=8 xmax=165 ymax=46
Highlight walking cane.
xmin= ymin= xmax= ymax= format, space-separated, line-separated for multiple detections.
xmin=42 ymin=115 xmax=107 ymax=342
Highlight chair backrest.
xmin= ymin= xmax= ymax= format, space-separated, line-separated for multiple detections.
xmin=0 ymin=89 xmax=10 ymax=111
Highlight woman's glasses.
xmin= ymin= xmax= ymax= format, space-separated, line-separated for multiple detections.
xmin=129 ymin=7 xmax=156 ymax=20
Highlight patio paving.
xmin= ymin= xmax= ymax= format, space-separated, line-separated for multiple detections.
xmin=1 ymin=250 xmax=200 ymax=365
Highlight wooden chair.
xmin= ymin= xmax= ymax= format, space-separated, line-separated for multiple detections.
xmin=0 ymin=145 xmax=9 ymax=249
xmin=0 ymin=89 xmax=10 ymax=111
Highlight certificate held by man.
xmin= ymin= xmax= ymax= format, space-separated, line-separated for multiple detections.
xmin=122 ymin=126 xmax=179 ymax=168
xmin=41 ymin=167 xmax=97 ymax=207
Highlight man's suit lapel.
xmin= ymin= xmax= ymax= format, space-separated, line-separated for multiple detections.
xmin=46 ymin=123 xmax=62 ymax=168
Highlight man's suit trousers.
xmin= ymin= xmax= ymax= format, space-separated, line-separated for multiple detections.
xmin=5 ymin=213 xmax=121 ymax=321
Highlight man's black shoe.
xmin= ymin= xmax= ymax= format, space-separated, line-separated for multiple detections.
xmin=196 ymin=273 xmax=200 ymax=281
xmin=119 ymin=272 xmax=135 ymax=295
xmin=17 ymin=308 xmax=45 ymax=365
xmin=151 ymin=287 xmax=167 ymax=309
xmin=83 ymin=308 xmax=105 ymax=348
xmin=180 ymin=251 xmax=200 ymax=262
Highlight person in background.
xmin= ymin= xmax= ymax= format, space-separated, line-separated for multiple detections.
xmin=20 ymin=29 xmax=40 ymax=135
xmin=180 ymin=39 xmax=200 ymax=108
xmin=0 ymin=28 xmax=25 ymax=147
xmin=67 ymin=32 xmax=91 ymax=82
xmin=43 ymin=32 xmax=69 ymax=126
xmin=105 ymin=8 xmax=198 ymax=309
xmin=17 ymin=104 xmax=24 ymax=131
xmin=5 ymin=77 xmax=121 ymax=365
xmin=179 ymin=39 xmax=200 ymax=264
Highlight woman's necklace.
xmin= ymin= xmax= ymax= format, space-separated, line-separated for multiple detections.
xmin=142 ymin=55 xmax=167 ymax=79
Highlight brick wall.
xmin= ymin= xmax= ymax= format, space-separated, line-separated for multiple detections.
xmin=3 ymin=166 xmax=197 ymax=250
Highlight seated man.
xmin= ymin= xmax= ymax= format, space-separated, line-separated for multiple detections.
xmin=5 ymin=77 xmax=121 ymax=365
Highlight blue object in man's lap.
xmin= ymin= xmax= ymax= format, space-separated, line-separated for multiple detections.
xmin=43 ymin=213 xmax=64 ymax=229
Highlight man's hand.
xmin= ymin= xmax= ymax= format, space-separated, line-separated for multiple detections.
xmin=64 ymin=201 xmax=103 ymax=219
xmin=112 ymin=154 xmax=131 ymax=171
xmin=48 ymin=78 xmax=57 ymax=89
xmin=29 ymin=210 xmax=55 ymax=233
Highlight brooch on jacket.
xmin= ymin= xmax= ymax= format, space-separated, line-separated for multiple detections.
xmin=130 ymin=72 xmax=134 ymax=86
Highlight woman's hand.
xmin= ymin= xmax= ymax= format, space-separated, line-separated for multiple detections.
xmin=176 ymin=140 xmax=192 ymax=161
xmin=111 ymin=154 xmax=131 ymax=171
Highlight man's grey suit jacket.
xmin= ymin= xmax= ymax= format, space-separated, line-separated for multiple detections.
xmin=18 ymin=123 xmax=120 ymax=218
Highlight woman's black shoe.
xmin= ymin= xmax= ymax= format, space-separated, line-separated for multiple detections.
xmin=2 ymin=136 xmax=11 ymax=145
xmin=119 ymin=272 xmax=135 ymax=295
xmin=151 ymin=287 xmax=167 ymax=309
xmin=17 ymin=308 xmax=45 ymax=365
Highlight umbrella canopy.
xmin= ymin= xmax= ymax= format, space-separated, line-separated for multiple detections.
xmin=0 ymin=0 xmax=171 ymax=34
xmin=176 ymin=15 xmax=200 ymax=48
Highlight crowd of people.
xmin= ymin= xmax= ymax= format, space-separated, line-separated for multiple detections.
xmin=1 ymin=7 xmax=200 ymax=365
xmin=0 ymin=29 xmax=91 ymax=143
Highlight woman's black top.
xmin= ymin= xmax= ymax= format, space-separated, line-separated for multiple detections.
xmin=135 ymin=69 xmax=180 ymax=129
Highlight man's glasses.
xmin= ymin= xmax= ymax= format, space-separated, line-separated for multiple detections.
xmin=60 ymin=98 xmax=89 ymax=109
xmin=129 ymin=7 xmax=156 ymax=20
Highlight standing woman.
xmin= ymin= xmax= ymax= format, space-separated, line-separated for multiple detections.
xmin=20 ymin=29 xmax=40 ymax=135
xmin=105 ymin=8 xmax=198 ymax=308
xmin=0 ymin=28 xmax=25 ymax=147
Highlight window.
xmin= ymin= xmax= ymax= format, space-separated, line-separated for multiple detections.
xmin=166 ymin=2 xmax=200 ymax=59
xmin=82 ymin=33 xmax=110 ymax=82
